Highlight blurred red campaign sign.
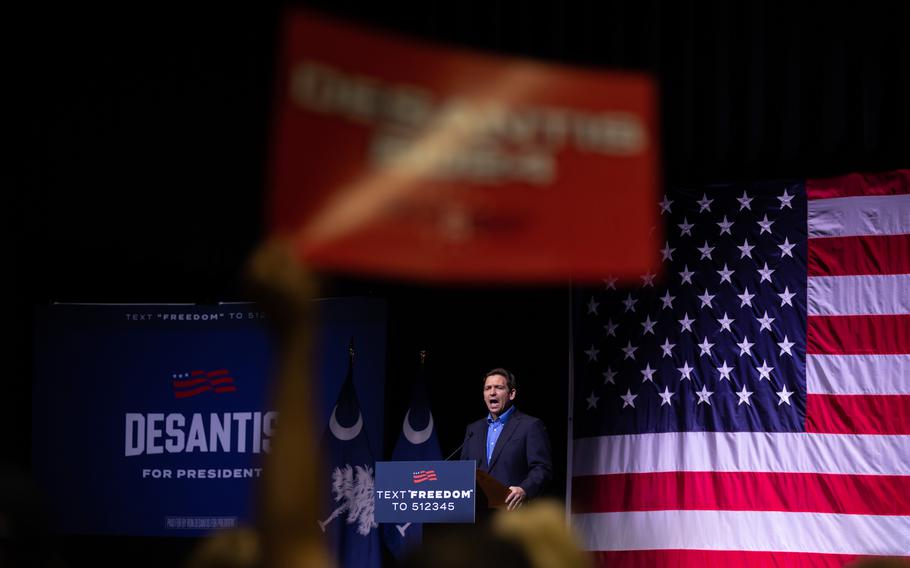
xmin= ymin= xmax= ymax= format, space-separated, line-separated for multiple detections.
xmin=268 ymin=10 xmax=661 ymax=283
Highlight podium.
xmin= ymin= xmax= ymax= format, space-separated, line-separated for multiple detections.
xmin=373 ymin=461 xmax=511 ymax=523
xmin=475 ymin=469 xmax=510 ymax=510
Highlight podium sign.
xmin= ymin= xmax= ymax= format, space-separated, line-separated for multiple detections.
xmin=374 ymin=460 xmax=475 ymax=523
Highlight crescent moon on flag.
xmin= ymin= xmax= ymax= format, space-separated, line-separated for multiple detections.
xmin=402 ymin=409 xmax=433 ymax=445
xmin=328 ymin=405 xmax=363 ymax=441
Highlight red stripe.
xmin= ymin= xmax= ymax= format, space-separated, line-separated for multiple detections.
xmin=593 ymin=550 xmax=862 ymax=567
xmin=172 ymin=378 xmax=208 ymax=388
xmin=191 ymin=370 xmax=205 ymax=376
xmin=807 ymin=169 xmax=910 ymax=200
xmin=806 ymin=393 xmax=910 ymax=435
xmin=571 ymin=471 xmax=910 ymax=516
xmin=210 ymin=377 xmax=234 ymax=386
xmin=174 ymin=385 xmax=212 ymax=398
xmin=207 ymin=369 xmax=229 ymax=377
xmin=214 ymin=386 xmax=236 ymax=393
xmin=808 ymin=234 xmax=910 ymax=276
xmin=807 ymin=314 xmax=910 ymax=354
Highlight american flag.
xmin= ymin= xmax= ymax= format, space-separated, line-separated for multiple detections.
xmin=569 ymin=171 xmax=909 ymax=565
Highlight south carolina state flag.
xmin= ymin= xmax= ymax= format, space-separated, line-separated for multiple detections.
xmin=319 ymin=348 xmax=381 ymax=568
xmin=381 ymin=354 xmax=443 ymax=560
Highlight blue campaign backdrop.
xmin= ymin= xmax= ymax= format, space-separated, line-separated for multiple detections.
xmin=31 ymin=299 xmax=386 ymax=536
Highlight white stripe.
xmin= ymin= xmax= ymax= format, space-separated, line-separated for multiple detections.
xmin=572 ymin=510 xmax=910 ymax=556
xmin=807 ymin=194 xmax=910 ymax=238
xmin=572 ymin=432 xmax=910 ymax=476
xmin=807 ymin=274 xmax=910 ymax=315
xmin=807 ymin=354 xmax=910 ymax=395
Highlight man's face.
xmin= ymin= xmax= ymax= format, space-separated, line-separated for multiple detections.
xmin=484 ymin=374 xmax=515 ymax=418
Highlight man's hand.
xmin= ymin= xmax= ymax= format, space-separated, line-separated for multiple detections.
xmin=505 ymin=486 xmax=526 ymax=511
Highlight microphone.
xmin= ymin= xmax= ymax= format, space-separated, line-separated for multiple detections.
xmin=445 ymin=431 xmax=473 ymax=461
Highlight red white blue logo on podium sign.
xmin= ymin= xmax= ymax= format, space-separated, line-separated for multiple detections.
xmin=411 ymin=469 xmax=437 ymax=483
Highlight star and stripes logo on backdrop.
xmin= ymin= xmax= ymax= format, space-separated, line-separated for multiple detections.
xmin=570 ymin=170 xmax=909 ymax=565
xmin=171 ymin=370 xmax=236 ymax=399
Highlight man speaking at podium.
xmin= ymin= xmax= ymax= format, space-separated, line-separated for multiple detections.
xmin=460 ymin=368 xmax=553 ymax=511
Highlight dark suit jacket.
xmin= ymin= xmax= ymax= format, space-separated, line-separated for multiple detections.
xmin=459 ymin=408 xmax=553 ymax=499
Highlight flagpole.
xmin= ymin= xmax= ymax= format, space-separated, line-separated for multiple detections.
xmin=247 ymin=238 xmax=333 ymax=568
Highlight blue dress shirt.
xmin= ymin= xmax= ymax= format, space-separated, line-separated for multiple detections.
xmin=486 ymin=405 xmax=516 ymax=464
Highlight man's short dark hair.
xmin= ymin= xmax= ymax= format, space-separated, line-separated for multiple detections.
xmin=483 ymin=368 xmax=517 ymax=391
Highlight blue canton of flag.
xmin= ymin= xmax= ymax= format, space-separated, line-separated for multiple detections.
xmin=319 ymin=345 xmax=381 ymax=568
xmin=381 ymin=353 xmax=443 ymax=561
xmin=574 ymin=181 xmax=807 ymax=436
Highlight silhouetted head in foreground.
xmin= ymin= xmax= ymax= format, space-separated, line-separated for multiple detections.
xmin=401 ymin=525 xmax=531 ymax=568
xmin=402 ymin=499 xmax=592 ymax=568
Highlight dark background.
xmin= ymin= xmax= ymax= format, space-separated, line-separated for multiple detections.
xmin=6 ymin=1 xmax=909 ymax=566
